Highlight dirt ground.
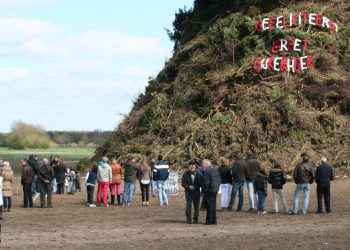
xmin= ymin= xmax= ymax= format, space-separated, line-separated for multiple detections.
xmin=1 ymin=179 xmax=350 ymax=250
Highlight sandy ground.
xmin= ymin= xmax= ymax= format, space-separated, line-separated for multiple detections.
xmin=1 ymin=178 xmax=350 ymax=250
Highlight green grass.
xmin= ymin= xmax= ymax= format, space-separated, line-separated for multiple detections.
xmin=0 ymin=147 xmax=94 ymax=161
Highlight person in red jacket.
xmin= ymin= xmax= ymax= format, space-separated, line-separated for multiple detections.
xmin=109 ymin=158 xmax=123 ymax=205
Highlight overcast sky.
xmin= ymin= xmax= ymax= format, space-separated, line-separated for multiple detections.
xmin=0 ymin=0 xmax=193 ymax=132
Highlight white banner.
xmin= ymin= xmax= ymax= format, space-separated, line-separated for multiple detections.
xmin=152 ymin=172 xmax=178 ymax=195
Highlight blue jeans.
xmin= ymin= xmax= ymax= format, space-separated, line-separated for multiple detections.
xmin=246 ymin=181 xmax=255 ymax=209
xmin=292 ymin=183 xmax=311 ymax=214
xmin=228 ymin=182 xmax=244 ymax=210
xmin=86 ymin=185 xmax=94 ymax=204
xmin=256 ymin=191 xmax=266 ymax=211
xmin=123 ymin=182 xmax=136 ymax=205
xmin=156 ymin=181 xmax=168 ymax=205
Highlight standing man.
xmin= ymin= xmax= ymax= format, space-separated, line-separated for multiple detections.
xmin=39 ymin=158 xmax=54 ymax=208
xmin=28 ymin=154 xmax=40 ymax=201
xmin=21 ymin=159 xmax=34 ymax=208
xmin=182 ymin=160 xmax=202 ymax=224
xmin=202 ymin=159 xmax=221 ymax=225
xmin=245 ymin=151 xmax=260 ymax=210
xmin=291 ymin=156 xmax=315 ymax=215
xmin=228 ymin=154 xmax=247 ymax=211
xmin=122 ymin=157 xmax=139 ymax=206
xmin=96 ymin=157 xmax=112 ymax=207
xmin=315 ymin=157 xmax=334 ymax=213
xmin=153 ymin=155 xmax=170 ymax=206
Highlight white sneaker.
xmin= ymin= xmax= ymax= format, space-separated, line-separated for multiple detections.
xmin=146 ymin=202 xmax=149 ymax=206
xmin=89 ymin=204 xmax=96 ymax=207
xmin=260 ymin=211 xmax=268 ymax=215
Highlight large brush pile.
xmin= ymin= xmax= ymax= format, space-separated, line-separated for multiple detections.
xmin=95 ymin=0 xmax=350 ymax=174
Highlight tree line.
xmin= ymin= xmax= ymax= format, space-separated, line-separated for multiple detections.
xmin=0 ymin=121 xmax=112 ymax=149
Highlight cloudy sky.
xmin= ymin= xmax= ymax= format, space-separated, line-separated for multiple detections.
xmin=0 ymin=0 xmax=193 ymax=132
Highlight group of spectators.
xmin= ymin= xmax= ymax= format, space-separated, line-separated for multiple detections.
xmin=84 ymin=155 xmax=170 ymax=207
xmin=0 ymin=151 xmax=336 ymax=226
xmin=20 ymin=155 xmax=81 ymax=209
xmin=182 ymin=152 xmax=334 ymax=225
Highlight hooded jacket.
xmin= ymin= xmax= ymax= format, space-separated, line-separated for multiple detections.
xmin=1 ymin=164 xmax=14 ymax=197
xmin=254 ymin=172 xmax=268 ymax=196
xmin=97 ymin=163 xmax=112 ymax=183
xmin=268 ymin=168 xmax=286 ymax=189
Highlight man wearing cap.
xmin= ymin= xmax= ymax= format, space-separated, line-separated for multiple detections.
xmin=182 ymin=160 xmax=202 ymax=224
xmin=202 ymin=159 xmax=221 ymax=225
xmin=291 ymin=155 xmax=315 ymax=215
xmin=97 ymin=156 xmax=112 ymax=207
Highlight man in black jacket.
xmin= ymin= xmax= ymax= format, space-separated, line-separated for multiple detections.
xmin=202 ymin=159 xmax=221 ymax=225
xmin=315 ymin=157 xmax=334 ymax=213
xmin=39 ymin=158 xmax=54 ymax=208
xmin=182 ymin=160 xmax=202 ymax=224
xmin=228 ymin=155 xmax=247 ymax=211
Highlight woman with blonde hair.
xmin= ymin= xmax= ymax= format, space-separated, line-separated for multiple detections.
xmin=137 ymin=160 xmax=152 ymax=206
xmin=218 ymin=157 xmax=232 ymax=210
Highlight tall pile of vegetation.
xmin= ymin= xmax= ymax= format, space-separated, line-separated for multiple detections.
xmin=96 ymin=0 xmax=350 ymax=173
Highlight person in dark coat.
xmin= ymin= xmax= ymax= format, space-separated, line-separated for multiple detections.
xmin=218 ymin=157 xmax=232 ymax=210
xmin=21 ymin=159 xmax=34 ymax=208
xmin=315 ymin=157 xmax=334 ymax=213
xmin=182 ymin=160 xmax=202 ymax=224
xmin=245 ymin=151 xmax=261 ymax=210
xmin=28 ymin=154 xmax=40 ymax=199
xmin=39 ymin=158 xmax=54 ymax=208
xmin=254 ymin=168 xmax=268 ymax=214
xmin=55 ymin=159 xmax=67 ymax=194
xmin=268 ymin=163 xmax=288 ymax=213
xmin=202 ymin=159 xmax=221 ymax=225
xmin=228 ymin=155 xmax=247 ymax=211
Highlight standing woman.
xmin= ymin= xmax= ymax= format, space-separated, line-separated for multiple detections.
xmin=55 ymin=159 xmax=67 ymax=194
xmin=137 ymin=160 xmax=152 ymax=206
xmin=85 ymin=164 xmax=98 ymax=207
xmin=109 ymin=158 xmax=123 ymax=205
xmin=1 ymin=162 xmax=14 ymax=212
xmin=218 ymin=157 xmax=232 ymax=210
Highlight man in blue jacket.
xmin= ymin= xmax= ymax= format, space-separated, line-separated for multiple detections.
xmin=153 ymin=155 xmax=170 ymax=206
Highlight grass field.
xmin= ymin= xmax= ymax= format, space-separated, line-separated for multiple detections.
xmin=0 ymin=147 xmax=94 ymax=161
xmin=0 ymin=147 xmax=94 ymax=174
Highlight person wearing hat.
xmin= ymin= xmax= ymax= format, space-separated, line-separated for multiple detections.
xmin=1 ymin=162 xmax=14 ymax=212
xmin=97 ymin=157 xmax=112 ymax=207
xmin=291 ymin=155 xmax=315 ymax=215
xmin=182 ymin=160 xmax=203 ymax=224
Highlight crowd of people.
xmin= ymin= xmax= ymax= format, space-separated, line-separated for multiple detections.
xmin=0 ymin=151 xmax=336 ymax=225
xmin=182 ymin=152 xmax=334 ymax=225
